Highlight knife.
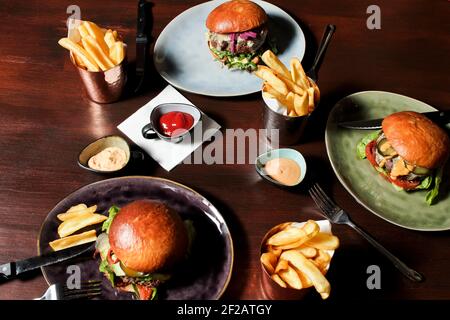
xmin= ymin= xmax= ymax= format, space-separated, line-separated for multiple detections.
xmin=135 ymin=0 xmax=148 ymax=93
xmin=338 ymin=111 xmax=450 ymax=130
xmin=0 ymin=243 xmax=93 ymax=282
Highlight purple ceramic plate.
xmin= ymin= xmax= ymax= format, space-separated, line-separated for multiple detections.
xmin=37 ymin=176 xmax=233 ymax=300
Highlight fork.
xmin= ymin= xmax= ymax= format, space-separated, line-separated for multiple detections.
xmin=34 ymin=280 xmax=102 ymax=300
xmin=309 ymin=183 xmax=424 ymax=282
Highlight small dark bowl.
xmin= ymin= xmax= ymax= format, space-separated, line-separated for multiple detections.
xmin=78 ymin=135 xmax=143 ymax=174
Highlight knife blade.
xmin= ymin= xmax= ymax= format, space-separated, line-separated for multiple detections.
xmin=0 ymin=243 xmax=93 ymax=282
xmin=338 ymin=111 xmax=450 ymax=130
xmin=135 ymin=0 xmax=148 ymax=93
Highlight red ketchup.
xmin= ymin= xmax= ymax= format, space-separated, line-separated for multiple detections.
xmin=158 ymin=111 xmax=194 ymax=137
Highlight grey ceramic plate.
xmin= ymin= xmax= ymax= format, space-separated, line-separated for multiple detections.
xmin=326 ymin=91 xmax=450 ymax=231
xmin=37 ymin=176 xmax=233 ymax=299
xmin=153 ymin=0 xmax=305 ymax=97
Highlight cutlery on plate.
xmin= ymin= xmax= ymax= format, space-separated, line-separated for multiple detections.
xmin=34 ymin=280 xmax=102 ymax=300
xmin=0 ymin=243 xmax=93 ymax=282
xmin=338 ymin=110 xmax=450 ymax=130
xmin=306 ymin=24 xmax=336 ymax=82
xmin=309 ymin=183 xmax=424 ymax=282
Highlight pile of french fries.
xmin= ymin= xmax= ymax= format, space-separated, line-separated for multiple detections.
xmin=58 ymin=21 xmax=125 ymax=72
xmin=260 ymin=220 xmax=339 ymax=299
xmin=255 ymin=50 xmax=320 ymax=117
xmin=49 ymin=203 xmax=107 ymax=251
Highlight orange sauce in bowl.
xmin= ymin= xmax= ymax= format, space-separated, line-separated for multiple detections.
xmin=265 ymin=158 xmax=301 ymax=186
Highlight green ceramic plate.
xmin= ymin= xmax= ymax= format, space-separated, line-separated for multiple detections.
xmin=325 ymin=91 xmax=450 ymax=231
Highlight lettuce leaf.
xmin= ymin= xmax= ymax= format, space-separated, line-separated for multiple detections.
xmin=415 ymin=175 xmax=433 ymax=190
xmin=425 ymin=167 xmax=443 ymax=205
xmin=102 ymin=205 xmax=120 ymax=233
xmin=99 ymin=260 xmax=115 ymax=286
xmin=356 ymin=131 xmax=381 ymax=159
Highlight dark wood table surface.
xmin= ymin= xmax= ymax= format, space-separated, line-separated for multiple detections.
xmin=0 ymin=0 xmax=449 ymax=300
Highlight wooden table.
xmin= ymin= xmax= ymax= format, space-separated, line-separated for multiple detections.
xmin=0 ymin=0 xmax=449 ymax=300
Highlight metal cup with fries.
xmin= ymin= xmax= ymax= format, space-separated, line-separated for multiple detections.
xmin=259 ymin=220 xmax=339 ymax=300
xmin=255 ymin=50 xmax=320 ymax=145
xmin=58 ymin=19 xmax=127 ymax=103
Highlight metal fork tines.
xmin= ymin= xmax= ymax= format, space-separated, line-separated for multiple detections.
xmin=35 ymin=280 xmax=102 ymax=300
xmin=309 ymin=183 xmax=424 ymax=282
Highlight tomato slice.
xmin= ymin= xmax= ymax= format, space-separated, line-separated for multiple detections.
xmin=365 ymin=140 xmax=420 ymax=190
xmin=107 ymin=248 xmax=119 ymax=265
xmin=365 ymin=140 xmax=378 ymax=167
xmin=136 ymin=285 xmax=153 ymax=300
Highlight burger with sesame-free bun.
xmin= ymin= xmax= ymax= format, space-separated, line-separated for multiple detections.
xmin=206 ymin=0 xmax=275 ymax=71
xmin=96 ymin=200 xmax=195 ymax=300
xmin=357 ymin=111 xmax=450 ymax=205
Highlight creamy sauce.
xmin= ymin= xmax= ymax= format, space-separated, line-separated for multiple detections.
xmin=265 ymin=158 xmax=301 ymax=186
xmin=88 ymin=147 xmax=127 ymax=171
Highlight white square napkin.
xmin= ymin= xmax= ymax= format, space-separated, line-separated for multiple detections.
xmin=118 ymin=85 xmax=221 ymax=171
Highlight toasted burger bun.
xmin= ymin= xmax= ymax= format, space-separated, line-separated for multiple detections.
xmin=206 ymin=0 xmax=268 ymax=33
xmin=109 ymin=200 xmax=188 ymax=273
xmin=382 ymin=111 xmax=450 ymax=169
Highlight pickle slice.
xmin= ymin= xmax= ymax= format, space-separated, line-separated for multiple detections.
xmin=412 ymin=166 xmax=431 ymax=176
xmin=377 ymin=138 xmax=397 ymax=156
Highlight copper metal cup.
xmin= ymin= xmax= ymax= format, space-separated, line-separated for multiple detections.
xmin=262 ymin=104 xmax=309 ymax=146
xmin=260 ymin=222 xmax=312 ymax=300
xmin=71 ymin=54 xmax=127 ymax=104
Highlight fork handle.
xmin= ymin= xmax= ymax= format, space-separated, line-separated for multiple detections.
xmin=347 ymin=221 xmax=424 ymax=282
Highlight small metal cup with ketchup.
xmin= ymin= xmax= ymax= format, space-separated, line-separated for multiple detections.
xmin=141 ymin=103 xmax=202 ymax=143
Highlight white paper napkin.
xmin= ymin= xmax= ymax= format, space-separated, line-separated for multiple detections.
xmin=118 ymin=85 xmax=221 ymax=171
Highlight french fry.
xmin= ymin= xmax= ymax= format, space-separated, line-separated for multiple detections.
xmin=49 ymin=230 xmax=97 ymax=251
xmin=305 ymin=232 xmax=340 ymax=250
xmin=57 ymin=213 xmax=107 ymax=238
xmin=297 ymin=246 xmax=318 ymax=258
xmin=294 ymin=92 xmax=309 ymax=116
xmin=271 ymin=274 xmax=287 ymax=288
xmin=104 ymin=29 xmax=116 ymax=48
xmin=268 ymin=220 xmax=320 ymax=247
xmin=82 ymin=35 xmax=115 ymax=71
xmin=296 ymin=269 xmax=313 ymax=287
xmin=260 ymin=252 xmax=278 ymax=274
xmin=57 ymin=205 xmax=97 ymax=221
xmin=290 ymin=57 xmax=310 ymax=89
xmin=58 ymin=38 xmax=99 ymax=72
xmin=274 ymin=259 xmax=289 ymax=274
xmin=307 ymin=87 xmax=315 ymax=113
xmin=77 ymin=24 xmax=90 ymax=38
xmin=83 ymin=21 xmax=110 ymax=56
xmin=112 ymin=30 xmax=118 ymax=40
xmin=255 ymin=66 xmax=288 ymax=95
xmin=278 ymin=73 xmax=305 ymax=96
xmin=72 ymin=53 xmax=86 ymax=69
xmin=315 ymin=249 xmax=331 ymax=267
xmin=261 ymin=50 xmax=291 ymax=79
xmin=67 ymin=203 xmax=87 ymax=213
xmin=281 ymin=250 xmax=331 ymax=299
xmin=262 ymin=83 xmax=289 ymax=109
xmin=266 ymin=245 xmax=282 ymax=258
xmin=279 ymin=265 xmax=303 ymax=289
xmin=110 ymin=41 xmax=125 ymax=65
xmin=288 ymin=110 xmax=297 ymax=117
xmin=285 ymin=92 xmax=296 ymax=114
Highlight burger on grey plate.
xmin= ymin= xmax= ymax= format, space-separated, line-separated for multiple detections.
xmin=357 ymin=111 xmax=450 ymax=205
xmin=206 ymin=0 xmax=275 ymax=71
